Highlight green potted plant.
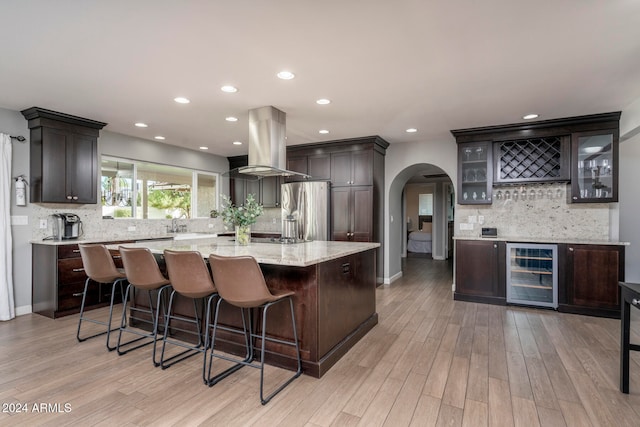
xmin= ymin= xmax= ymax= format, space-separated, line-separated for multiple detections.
xmin=219 ymin=193 xmax=264 ymax=245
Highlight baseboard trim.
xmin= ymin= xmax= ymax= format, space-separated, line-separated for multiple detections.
xmin=15 ymin=305 xmax=32 ymax=316
xmin=384 ymin=270 xmax=403 ymax=285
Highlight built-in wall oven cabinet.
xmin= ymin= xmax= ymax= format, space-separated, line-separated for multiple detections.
xmin=506 ymin=243 xmax=558 ymax=308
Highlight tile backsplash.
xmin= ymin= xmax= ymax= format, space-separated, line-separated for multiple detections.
xmin=455 ymin=183 xmax=611 ymax=240
xmin=31 ymin=204 xmax=283 ymax=241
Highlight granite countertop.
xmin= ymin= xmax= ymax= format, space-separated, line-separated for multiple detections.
xmin=108 ymin=236 xmax=380 ymax=267
xmin=453 ymin=235 xmax=629 ymax=246
xmin=30 ymin=233 xmax=184 ymax=246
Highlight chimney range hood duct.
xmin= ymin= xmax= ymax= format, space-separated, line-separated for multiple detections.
xmin=226 ymin=106 xmax=310 ymax=179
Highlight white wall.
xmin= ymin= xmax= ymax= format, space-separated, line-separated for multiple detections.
xmin=620 ymin=103 xmax=640 ymax=282
xmin=385 ymin=139 xmax=458 ymax=283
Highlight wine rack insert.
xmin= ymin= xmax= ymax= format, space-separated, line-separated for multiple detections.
xmin=495 ymin=136 xmax=570 ymax=184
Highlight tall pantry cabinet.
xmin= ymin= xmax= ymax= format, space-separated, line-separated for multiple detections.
xmin=286 ymin=136 xmax=389 ymax=281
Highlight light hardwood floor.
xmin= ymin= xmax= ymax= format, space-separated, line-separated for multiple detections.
xmin=2 ymin=257 xmax=640 ymax=426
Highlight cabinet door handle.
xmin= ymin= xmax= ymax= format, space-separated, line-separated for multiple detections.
xmin=572 ymin=196 xmax=578 ymax=200
xmin=72 ymin=249 xmax=80 ymax=253
xmin=72 ymin=196 xmax=79 ymax=200
xmin=72 ymin=268 xmax=85 ymax=272
xmin=569 ymin=247 xmax=574 ymax=252
xmin=72 ymin=292 xmax=84 ymax=297
xmin=493 ymin=244 xmax=497 ymax=248
xmin=112 ymin=255 xmax=121 ymax=260
xmin=66 ymin=195 xmax=73 ymax=200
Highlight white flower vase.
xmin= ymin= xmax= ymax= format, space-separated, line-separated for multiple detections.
xmin=235 ymin=225 xmax=251 ymax=246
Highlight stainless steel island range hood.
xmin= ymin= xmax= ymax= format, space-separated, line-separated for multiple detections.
xmin=226 ymin=106 xmax=310 ymax=179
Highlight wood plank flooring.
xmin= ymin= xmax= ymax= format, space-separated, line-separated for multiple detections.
xmin=2 ymin=257 xmax=640 ymax=426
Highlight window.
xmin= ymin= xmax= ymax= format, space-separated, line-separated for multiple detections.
xmin=419 ymin=193 xmax=433 ymax=215
xmin=101 ymin=157 xmax=218 ymax=219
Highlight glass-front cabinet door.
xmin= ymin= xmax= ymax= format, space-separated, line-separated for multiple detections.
xmin=458 ymin=141 xmax=492 ymax=204
xmin=570 ymin=130 xmax=618 ymax=203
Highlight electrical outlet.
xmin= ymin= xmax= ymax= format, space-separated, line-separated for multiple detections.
xmin=468 ymin=215 xmax=477 ymax=224
xmin=39 ymin=219 xmax=47 ymax=229
xmin=127 ymin=226 xmax=136 ymax=232
xmin=208 ymin=223 xmax=214 ymax=229
xmin=478 ymin=215 xmax=485 ymax=224
xmin=272 ymin=217 xmax=277 ymax=224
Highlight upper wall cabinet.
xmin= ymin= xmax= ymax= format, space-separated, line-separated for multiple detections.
xmin=22 ymin=107 xmax=107 ymax=204
xmin=570 ymin=129 xmax=619 ymax=203
xmin=457 ymin=141 xmax=492 ymax=204
xmin=494 ymin=136 xmax=570 ymax=184
xmin=451 ymin=112 xmax=621 ymax=204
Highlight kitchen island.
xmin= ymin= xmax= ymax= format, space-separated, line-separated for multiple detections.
xmin=116 ymin=237 xmax=380 ymax=378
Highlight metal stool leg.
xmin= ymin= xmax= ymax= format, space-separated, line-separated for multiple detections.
xmin=76 ymin=277 xmax=126 ymax=351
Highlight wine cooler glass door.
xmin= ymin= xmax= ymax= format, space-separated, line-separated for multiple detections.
xmin=506 ymin=243 xmax=558 ymax=308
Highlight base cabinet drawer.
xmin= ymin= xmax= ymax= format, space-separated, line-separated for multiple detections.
xmin=32 ymin=241 xmax=132 ymax=318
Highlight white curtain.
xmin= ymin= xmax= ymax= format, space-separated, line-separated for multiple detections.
xmin=0 ymin=133 xmax=15 ymax=320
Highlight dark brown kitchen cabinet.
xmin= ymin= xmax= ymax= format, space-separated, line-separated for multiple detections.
xmin=330 ymin=150 xmax=373 ymax=187
xmin=32 ymin=241 xmax=130 ymax=319
xmin=454 ymin=239 xmax=506 ymax=305
xmin=22 ymin=107 xmax=106 ymax=204
xmin=308 ymin=154 xmax=331 ymax=180
xmin=570 ymin=129 xmax=619 ymax=203
xmin=559 ymin=243 xmax=624 ymax=318
xmin=456 ymin=141 xmax=492 ymax=204
xmin=284 ymin=153 xmax=331 ymax=182
xmin=228 ymin=155 xmax=280 ymax=207
xmin=331 ymin=186 xmax=373 ymax=241
xmin=287 ymin=136 xmax=388 ymax=280
xmin=451 ymin=112 xmax=621 ymax=203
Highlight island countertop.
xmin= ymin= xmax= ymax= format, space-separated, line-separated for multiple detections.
xmin=110 ymin=237 xmax=380 ymax=267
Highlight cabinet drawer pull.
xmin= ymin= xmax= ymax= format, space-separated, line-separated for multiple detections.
xmin=493 ymin=244 xmax=497 ymax=248
xmin=72 ymin=268 xmax=85 ymax=272
xmin=569 ymin=247 xmax=574 ymax=252
xmin=72 ymin=249 xmax=80 ymax=253
xmin=72 ymin=292 xmax=84 ymax=297
xmin=112 ymin=255 xmax=122 ymax=259
xmin=66 ymin=195 xmax=73 ymax=200
xmin=72 ymin=196 xmax=79 ymax=200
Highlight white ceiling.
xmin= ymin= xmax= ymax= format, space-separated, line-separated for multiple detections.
xmin=2 ymin=1 xmax=639 ymax=158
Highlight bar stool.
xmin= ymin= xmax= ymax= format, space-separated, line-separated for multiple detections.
xmin=77 ymin=243 xmax=127 ymax=351
xmin=161 ymin=250 xmax=218 ymax=381
xmin=207 ymin=254 xmax=302 ymax=405
xmin=116 ymin=246 xmax=172 ymax=366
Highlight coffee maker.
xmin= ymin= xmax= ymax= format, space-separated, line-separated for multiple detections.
xmin=51 ymin=213 xmax=83 ymax=240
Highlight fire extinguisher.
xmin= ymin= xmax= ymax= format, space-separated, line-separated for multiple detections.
xmin=15 ymin=175 xmax=27 ymax=206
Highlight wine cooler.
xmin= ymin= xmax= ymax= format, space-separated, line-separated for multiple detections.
xmin=506 ymin=243 xmax=558 ymax=308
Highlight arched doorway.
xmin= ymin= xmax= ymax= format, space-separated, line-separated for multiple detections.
xmin=386 ymin=163 xmax=455 ymax=283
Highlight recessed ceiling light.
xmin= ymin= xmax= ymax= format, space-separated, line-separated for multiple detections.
xmin=319 ymin=129 xmax=329 ymax=134
xmin=406 ymin=128 xmax=418 ymax=133
xmin=199 ymin=146 xmax=209 ymax=150
xmin=134 ymin=122 xmax=148 ymax=128
xmin=316 ymin=98 xmax=331 ymax=105
xmin=221 ymin=85 xmax=238 ymax=93
xmin=233 ymin=141 xmax=243 ymax=145
xmin=277 ymin=71 xmax=295 ymax=80
xmin=523 ymin=113 xmax=539 ymax=120
xmin=225 ymin=116 xmax=238 ymax=122
xmin=174 ymin=97 xmax=190 ymax=104
xmin=154 ymin=136 xmax=165 ymax=140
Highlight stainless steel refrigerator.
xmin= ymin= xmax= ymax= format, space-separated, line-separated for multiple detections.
xmin=281 ymin=181 xmax=331 ymax=242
